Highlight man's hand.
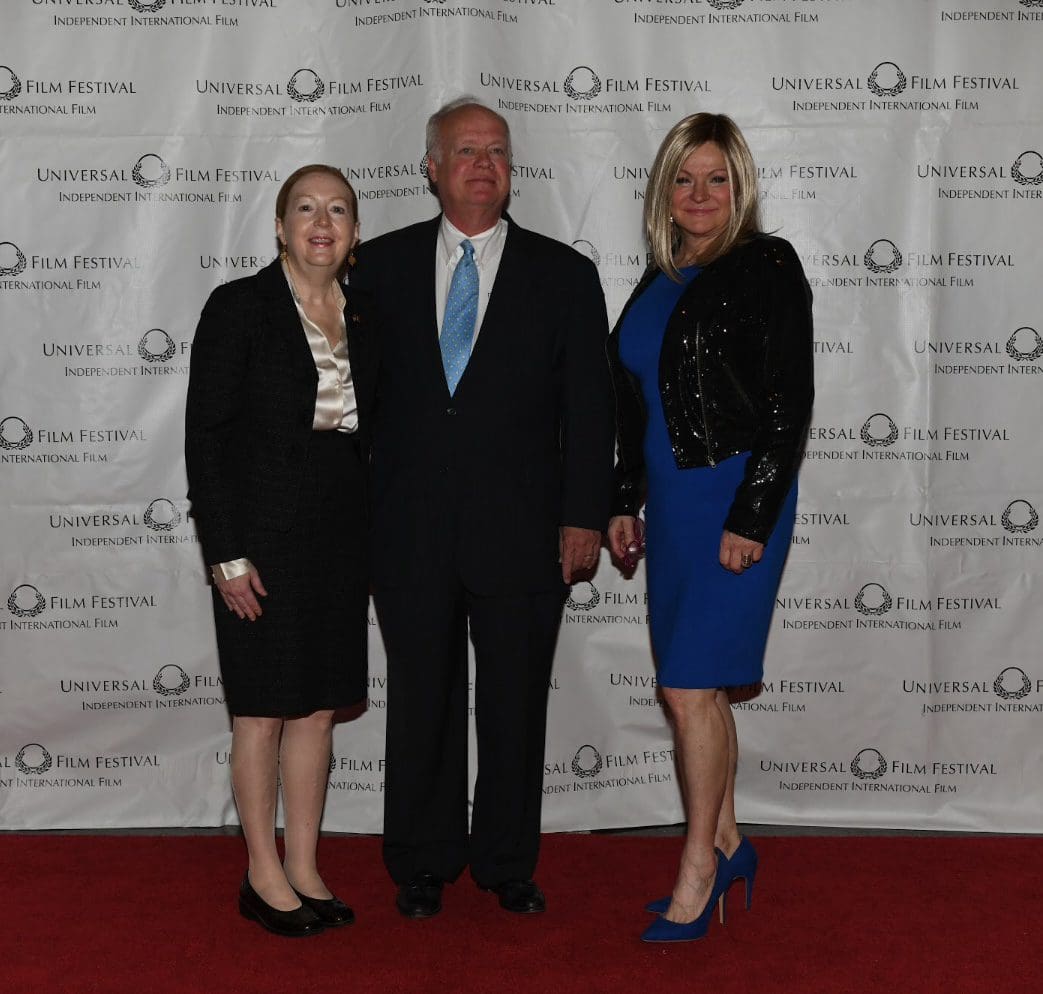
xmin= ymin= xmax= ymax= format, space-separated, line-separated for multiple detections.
xmin=560 ymin=526 xmax=602 ymax=584
xmin=215 ymin=567 xmax=268 ymax=621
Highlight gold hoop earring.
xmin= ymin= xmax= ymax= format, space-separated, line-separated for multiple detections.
xmin=279 ymin=244 xmax=287 ymax=261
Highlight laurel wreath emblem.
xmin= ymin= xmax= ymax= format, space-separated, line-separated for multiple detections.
xmin=850 ymin=748 xmax=888 ymax=780
xmin=566 ymin=582 xmax=600 ymax=612
xmin=144 ymin=498 xmax=182 ymax=532
xmin=571 ymin=746 xmax=603 ymax=779
xmin=571 ymin=240 xmax=601 ymax=267
xmin=153 ymin=665 xmax=191 ymax=697
xmin=854 ymin=583 xmax=892 ymax=617
xmin=707 ymin=0 xmax=745 ymax=8
xmin=1006 ymin=327 xmax=1043 ymax=362
xmin=1011 ymin=152 xmax=1043 ymax=187
xmin=993 ymin=667 xmax=1032 ymax=701
xmin=287 ymin=70 xmax=325 ymax=103
xmin=0 ymin=416 xmax=33 ymax=450
xmin=0 ymin=67 xmax=22 ymax=102
xmin=16 ymin=744 xmax=53 ymax=775
xmin=128 ymin=0 xmax=167 ymax=12
xmin=0 ymin=242 xmax=28 ymax=277
xmin=867 ymin=62 xmax=907 ymax=97
xmin=132 ymin=155 xmax=171 ymax=189
xmin=860 ymin=414 xmax=899 ymax=448
xmin=8 ymin=584 xmax=46 ymax=618
xmin=863 ymin=239 xmax=902 ymax=274
xmin=1001 ymin=500 xmax=1039 ymax=535
xmin=564 ymin=67 xmax=601 ymax=102
xmin=138 ymin=329 xmax=176 ymax=363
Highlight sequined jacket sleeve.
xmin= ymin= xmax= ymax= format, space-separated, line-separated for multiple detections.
xmin=721 ymin=239 xmax=814 ymax=543
xmin=607 ymin=268 xmax=657 ymax=518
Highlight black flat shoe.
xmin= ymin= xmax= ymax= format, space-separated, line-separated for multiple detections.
xmin=479 ymin=878 xmax=545 ymax=914
xmin=293 ymin=889 xmax=355 ymax=927
xmin=395 ymin=873 xmax=443 ymax=919
xmin=238 ymin=876 xmax=325 ymax=938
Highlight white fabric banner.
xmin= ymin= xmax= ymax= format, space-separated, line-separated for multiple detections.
xmin=1 ymin=0 xmax=1041 ymax=834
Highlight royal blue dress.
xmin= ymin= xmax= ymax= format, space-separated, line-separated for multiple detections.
xmin=618 ymin=267 xmax=797 ymax=689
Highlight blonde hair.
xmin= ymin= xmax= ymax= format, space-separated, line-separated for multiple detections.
xmin=644 ymin=113 xmax=761 ymax=282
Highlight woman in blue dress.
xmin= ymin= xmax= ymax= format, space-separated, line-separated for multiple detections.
xmin=607 ymin=114 xmax=814 ymax=943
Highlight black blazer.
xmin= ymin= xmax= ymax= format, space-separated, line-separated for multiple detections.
xmin=185 ymin=258 xmax=375 ymax=567
xmin=608 ymin=235 xmax=814 ymax=544
xmin=351 ymin=215 xmax=615 ymax=595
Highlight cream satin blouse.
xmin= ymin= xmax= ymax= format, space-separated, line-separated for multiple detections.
xmin=283 ymin=260 xmax=359 ymax=433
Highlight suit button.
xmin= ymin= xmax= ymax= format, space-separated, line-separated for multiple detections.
xmin=446 ymin=407 xmax=456 ymax=416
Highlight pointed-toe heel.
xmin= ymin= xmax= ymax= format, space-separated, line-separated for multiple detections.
xmin=640 ymin=850 xmax=728 ymax=943
xmin=647 ymin=892 xmax=725 ymax=923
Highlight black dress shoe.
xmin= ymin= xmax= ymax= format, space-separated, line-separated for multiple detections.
xmin=238 ymin=876 xmax=325 ymax=937
xmin=395 ymin=873 xmax=443 ymax=919
xmin=293 ymin=889 xmax=355 ymax=927
xmin=479 ymin=878 xmax=546 ymax=914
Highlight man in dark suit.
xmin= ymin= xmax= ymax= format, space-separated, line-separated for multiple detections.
xmin=352 ymin=98 xmax=614 ymax=917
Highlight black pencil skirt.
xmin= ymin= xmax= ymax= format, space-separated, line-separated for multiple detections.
xmin=212 ymin=430 xmax=368 ymax=717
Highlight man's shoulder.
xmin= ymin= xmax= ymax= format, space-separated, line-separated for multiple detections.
xmin=359 ymin=217 xmax=438 ymax=257
xmin=506 ymin=220 xmax=597 ymax=275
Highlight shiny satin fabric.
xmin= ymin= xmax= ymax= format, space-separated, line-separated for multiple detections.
xmin=282 ymin=261 xmax=359 ymax=433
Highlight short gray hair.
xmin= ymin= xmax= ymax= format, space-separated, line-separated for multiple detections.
xmin=425 ymin=96 xmax=512 ymax=165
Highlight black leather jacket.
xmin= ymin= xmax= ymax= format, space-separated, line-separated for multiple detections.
xmin=608 ymin=234 xmax=814 ymax=544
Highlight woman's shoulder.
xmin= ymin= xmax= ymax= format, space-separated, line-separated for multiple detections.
xmin=733 ymin=233 xmax=802 ymax=268
xmin=203 ymin=260 xmax=280 ymax=310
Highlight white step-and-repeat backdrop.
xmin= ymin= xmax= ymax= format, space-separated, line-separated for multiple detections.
xmin=2 ymin=0 xmax=1041 ymax=834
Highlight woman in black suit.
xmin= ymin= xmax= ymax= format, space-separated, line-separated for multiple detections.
xmin=186 ymin=165 xmax=372 ymax=937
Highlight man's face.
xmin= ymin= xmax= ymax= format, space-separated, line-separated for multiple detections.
xmin=428 ymin=107 xmax=511 ymax=221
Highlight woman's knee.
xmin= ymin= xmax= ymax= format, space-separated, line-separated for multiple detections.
xmin=233 ymin=715 xmax=284 ymax=742
xmin=287 ymin=709 xmax=335 ymax=732
xmin=661 ymin=686 xmax=719 ymax=724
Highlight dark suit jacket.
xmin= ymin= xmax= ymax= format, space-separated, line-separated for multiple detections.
xmin=185 ymin=258 xmax=375 ymax=567
xmin=351 ymin=215 xmax=614 ymax=595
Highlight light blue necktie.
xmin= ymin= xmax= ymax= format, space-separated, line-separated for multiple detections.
xmin=440 ymin=239 xmax=478 ymax=395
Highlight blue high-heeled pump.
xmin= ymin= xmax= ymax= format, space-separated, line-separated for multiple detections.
xmin=645 ymin=837 xmax=758 ymax=921
xmin=721 ymin=836 xmax=758 ymax=918
xmin=640 ymin=850 xmax=728 ymax=943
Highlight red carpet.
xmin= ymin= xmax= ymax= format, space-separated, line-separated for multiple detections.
xmin=6 ymin=834 xmax=1040 ymax=994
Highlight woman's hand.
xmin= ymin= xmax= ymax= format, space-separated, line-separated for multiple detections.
xmin=719 ymin=530 xmax=764 ymax=575
xmin=608 ymin=515 xmax=638 ymax=564
xmin=216 ymin=567 xmax=268 ymax=621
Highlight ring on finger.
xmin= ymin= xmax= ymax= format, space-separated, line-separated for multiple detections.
xmin=740 ymin=553 xmax=753 ymax=568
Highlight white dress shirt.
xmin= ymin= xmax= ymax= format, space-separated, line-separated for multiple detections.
xmin=435 ymin=215 xmax=508 ymax=340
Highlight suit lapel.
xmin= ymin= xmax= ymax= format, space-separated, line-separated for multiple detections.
xmin=255 ymin=259 xmax=316 ymax=381
xmin=400 ymin=217 xmax=446 ymax=391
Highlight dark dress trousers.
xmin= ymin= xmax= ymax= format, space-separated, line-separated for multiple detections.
xmin=185 ymin=259 xmax=376 ymax=716
xmin=352 ymin=215 xmax=614 ymax=886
